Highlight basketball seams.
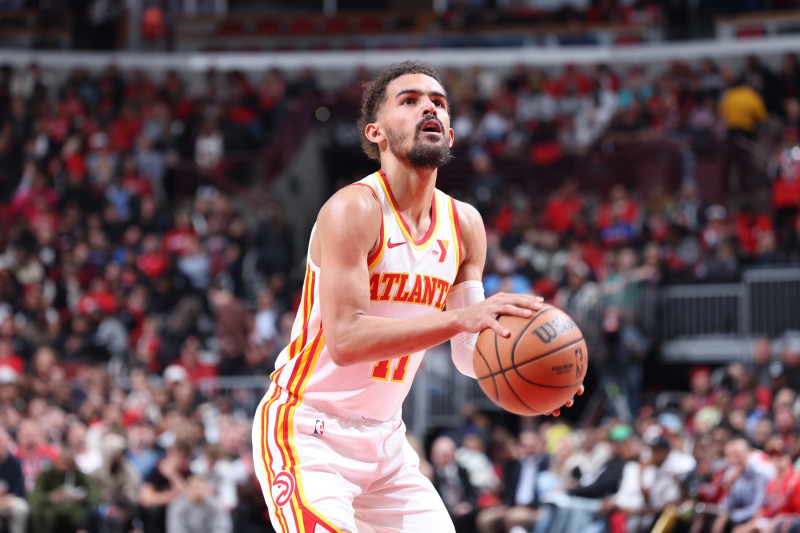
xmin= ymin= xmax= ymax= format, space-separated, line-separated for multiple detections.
xmin=481 ymin=330 xmax=585 ymax=383
xmin=500 ymin=375 xmax=543 ymax=414
xmin=514 ymin=337 xmax=586 ymax=370
xmin=491 ymin=325 xmax=543 ymax=414
xmin=510 ymin=306 xmax=557 ymax=368
xmin=474 ymin=343 xmax=499 ymax=402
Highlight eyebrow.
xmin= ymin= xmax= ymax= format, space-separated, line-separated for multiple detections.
xmin=395 ymin=88 xmax=449 ymax=102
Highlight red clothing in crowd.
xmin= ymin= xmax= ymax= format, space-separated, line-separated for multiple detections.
xmin=16 ymin=444 xmax=59 ymax=491
xmin=77 ymin=287 xmax=117 ymax=315
xmin=163 ymin=227 xmax=197 ymax=257
xmin=763 ymin=468 xmax=800 ymax=518
xmin=176 ymin=359 xmax=218 ymax=385
xmin=136 ymin=251 xmax=168 ymax=279
xmin=595 ymin=199 xmax=639 ymax=231
xmin=544 ymin=194 xmax=583 ymax=234
xmin=736 ymin=212 xmax=774 ymax=256
xmin=773 ymin=176 xmax=800 ymax=209
xmin=0 ymin=353 xmax=25 ymax=375
xmin=121 ymin=173 xmax=154 ymax=198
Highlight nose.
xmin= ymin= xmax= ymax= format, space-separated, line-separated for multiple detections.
xmin=421 ymin=97 xmax=437 ymax=117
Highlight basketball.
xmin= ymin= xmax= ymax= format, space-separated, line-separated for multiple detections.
xmin=473 ymin=304 xmax=588 ymax=416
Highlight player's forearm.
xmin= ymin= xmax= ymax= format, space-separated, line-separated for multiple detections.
xmin=326 ymin=311 xmax=464 ymax=366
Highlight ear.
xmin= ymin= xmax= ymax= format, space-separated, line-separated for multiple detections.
xmin=447 ymin=127 xmax=455 ymax=149
xmin=364 ymin=122 xmax=385 ymax=146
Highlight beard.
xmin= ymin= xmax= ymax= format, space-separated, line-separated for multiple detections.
xmin=386 ymin=120 xmax=453 ymax=169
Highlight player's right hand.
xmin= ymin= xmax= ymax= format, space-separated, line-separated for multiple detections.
xmin=457 ymin=292 xmax=544 ymax=337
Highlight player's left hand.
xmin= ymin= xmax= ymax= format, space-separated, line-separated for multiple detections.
xmin=545 ymin=384 xmax=584 ymax=417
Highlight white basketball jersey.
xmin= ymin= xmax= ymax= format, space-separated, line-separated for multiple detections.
xmin=271 ymin=171 xmax=463 ymax=421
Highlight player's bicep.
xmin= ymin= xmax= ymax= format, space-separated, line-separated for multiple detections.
xmin=453 ymin=200 xmax=488 ymax=286
xmin=315 ymin=189 xmax=381 ymax=346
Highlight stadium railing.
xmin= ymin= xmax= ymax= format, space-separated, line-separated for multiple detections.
xmin=3 ymin=33 xmax=800 ymax=74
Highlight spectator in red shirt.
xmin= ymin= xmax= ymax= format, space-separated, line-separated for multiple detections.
xmin=162 ymin=209 xmax=196 ymax=258
xmin=543 ymin=179 xmax=582 ymax=235
xmin=14 ymin=418 xmax=59 ymax=493
xmin=136 ymin=234 xmax=168 ymax=280
xmin=596 ymin=184 xmax=640 ymax=247
xmin=732 ymin=438 xmax=800 ymax=533
xmin=0 ymin=338 xmax=24 ymax=377
xmin=173 ymin=335 xmax=217 ymax=385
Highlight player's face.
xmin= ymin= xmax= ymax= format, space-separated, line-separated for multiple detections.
xmin=379 ymin=73 xmax=454 ymax=169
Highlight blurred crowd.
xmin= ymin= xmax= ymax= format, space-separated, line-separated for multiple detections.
xmin=426 ymin=344 xmax=800 ymax=533
xmin=0 ymin=49 xmax=798 ymax=532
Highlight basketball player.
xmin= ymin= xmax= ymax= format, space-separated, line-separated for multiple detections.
xmin=252 ymin=61 xmax=583 ymax=533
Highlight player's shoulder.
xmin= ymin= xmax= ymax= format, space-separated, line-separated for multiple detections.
xmin=318 ymin=181 xmax=382 ymax=226
xmin=449 ymin=197 xmax=483 ymax=232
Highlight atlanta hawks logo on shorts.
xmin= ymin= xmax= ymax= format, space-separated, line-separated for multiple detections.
xmin=271 ymin=471 xmax=296 ymax=507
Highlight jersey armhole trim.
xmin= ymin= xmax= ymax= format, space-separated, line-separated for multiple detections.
xmin=449 ymin=197 xmax=464 ymax=268
xmin=349 ymin=182 xmax=385 ymax=269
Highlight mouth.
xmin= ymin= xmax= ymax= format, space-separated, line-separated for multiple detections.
xmin=419 ymin=119 xmax=443 ymax=135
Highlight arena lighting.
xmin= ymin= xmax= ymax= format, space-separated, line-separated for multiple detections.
xmin=3 ymin=33 xmax=800 ymax=72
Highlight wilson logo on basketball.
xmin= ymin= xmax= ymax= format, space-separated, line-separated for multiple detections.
xmin=271 ymin=471 xmax=296 ymax=507
xmin=532 ymin=315 xmax=577 ymax=344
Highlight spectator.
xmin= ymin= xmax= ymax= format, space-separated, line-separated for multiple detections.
xmin=0 ymin=427 xmax=28 ymax=533
xmin=29 ymin=444 xmax=99 ymax=533
xmin=553 ymin=260 xmax=601 ymax=346
xmin=633 ymin=434 xmax=695 ymax=532
xmin=456 ymin=432 xmax=501 ymax=498
xmin=15 ymin=417 xmax=59 ymax=492
xmin=544 ymin=423 xmax=631 ymax=533
xmin=711 ymin=437 xmax=769 ymax=533
xmin=66 ymin=419 xmax=101 ymax=475
xmin=732 ymin=437 xmax=800 ymax=533
xmin=597 ymin=430 xmax=646 ymax=533
xmin=719 ymin=76 xmax=768 ymax=211
xmin=190 ymin=428 xmax=248 ymax=512
xmin=207 ymin=282 xmax=250 ymax=375
xmin=476 ymin=429 xmax=550 ymax=533
xmin=125 ymin=416 xmax=161 ymax=480
xmin=431 ymin=435 xmax=479 ymax=533
xmin=79 ymin=432 xmax=141 ymax=533
xmin=138 ymin=441 xmax=191 ymax=533
xmin=166 ymin=475 xmax=232 ymax=533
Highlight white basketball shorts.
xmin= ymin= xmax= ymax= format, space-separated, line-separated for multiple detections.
xmin=252 ymin=383 xmax=456 ymax=533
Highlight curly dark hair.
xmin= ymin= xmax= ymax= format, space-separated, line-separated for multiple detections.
xmin=357 ymin=61 xmax=445 ymax=162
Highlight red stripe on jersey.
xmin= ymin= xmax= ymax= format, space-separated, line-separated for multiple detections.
xmin=450 ymin=197 xmax=464 ymax=267
xmin=282 ymin=329 xmax=323 ymax=397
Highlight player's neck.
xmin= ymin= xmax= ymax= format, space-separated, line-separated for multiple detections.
xmin=381 ymin=160 xmax=437 ymax=223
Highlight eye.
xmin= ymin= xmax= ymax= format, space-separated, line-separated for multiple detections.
xmin=433 ymin=100 xmax=445 ymax=108
xmin=402 ymin=98 xmax=415 ymax=105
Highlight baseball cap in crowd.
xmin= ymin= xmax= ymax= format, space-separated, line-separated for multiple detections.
xmin=609 ymin=424 xmax=634 ymax=442
xmin=163 ymin=364 xmax=188 ymax=385
xmin=0 ymin=368 xmax=17 ymax=385
xmin=646 ymin=435 xmax=671 ymax=451
xmin=657 ymin=413 xmax=683 ymax=436
xmin=122 ymin=409 xmax=145 ymax=427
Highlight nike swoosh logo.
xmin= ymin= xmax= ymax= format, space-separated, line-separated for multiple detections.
xmin=387 ymin=239 xmax=407 ymax=249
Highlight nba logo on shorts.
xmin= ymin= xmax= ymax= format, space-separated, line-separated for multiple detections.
xmin=314 ymin=419 xmax=325 ymax=436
